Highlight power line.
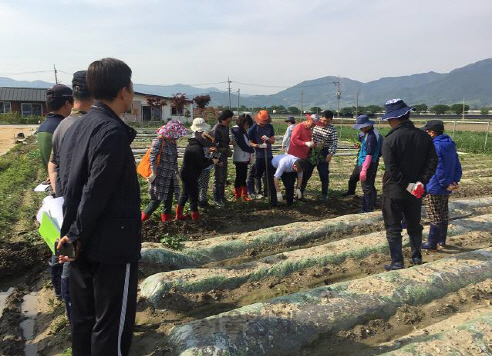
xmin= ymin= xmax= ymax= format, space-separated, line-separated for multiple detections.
xmin=0 ymin=70 xmax=53 ymax=75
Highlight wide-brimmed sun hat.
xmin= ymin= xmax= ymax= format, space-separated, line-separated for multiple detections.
xmin=352 ymin=114 xmax=375 ymax=130
xmin=422 ymin=120 xmax=445 ymax=132
xmin=157 ymin=120 xmax=188 ymax=139
xmin=190 ymin=117 xmax=210 ymax=132
xmin=382 ymin=98 xmax=414 ymax=121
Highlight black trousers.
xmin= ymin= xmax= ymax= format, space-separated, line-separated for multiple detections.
xmin=70 ymin=253 xmax=138 ymax=356
xmin=179 ymin=178 xmax=199 ymax=211
xmin=255 ymin=156 xmax=277 ymax=205
xmin=382 ymin=196 xmax=423 ymax=262
xmin=234 ymin=162 xmax=248 ymax=188
xmin=281 ymin=172 xmax=297 ymax=205
xmin=361 ymin=162 xmax=379 ymax=212
xmin=213 ymin=159 xmax=228 ymax=201
xmin=144 ymin=179 xmax=175 ymax=215
xmin=347 ymin=164 xmax=361 ymax=194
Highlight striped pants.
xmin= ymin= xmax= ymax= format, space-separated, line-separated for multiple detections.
xmin=424 ymin=194 xmax=449 ymax=225
xmin=70 ymin=253 xmax=138 ymax=356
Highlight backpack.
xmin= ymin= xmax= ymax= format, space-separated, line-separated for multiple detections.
xmin=136 ymin=139 xmax=164 ymax=178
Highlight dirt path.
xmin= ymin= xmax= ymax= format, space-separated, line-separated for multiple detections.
xmin=0 ymin=125 xmax=37 ymax=156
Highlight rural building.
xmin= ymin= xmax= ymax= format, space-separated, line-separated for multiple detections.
xmin=0 ymin=87 xmax=48 ymax=116
xmin=122 ymin=92 xmax=194 ymax=123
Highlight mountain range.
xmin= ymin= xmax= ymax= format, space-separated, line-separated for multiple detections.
xmin=2 ymin=58 xmax=492 ymax=109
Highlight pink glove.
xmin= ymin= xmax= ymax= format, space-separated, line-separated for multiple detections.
xmin=360 ymin=155 xmax=372 ymax=182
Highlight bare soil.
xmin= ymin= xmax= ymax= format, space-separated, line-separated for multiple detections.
xmin=0 ymin=125 xmax=37 ymax=156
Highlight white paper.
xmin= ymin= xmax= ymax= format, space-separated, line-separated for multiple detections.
xmin=34 ymin=184 xmax=50 ymax=192
xmin=36 ymin=196 xmax=64 ymax=229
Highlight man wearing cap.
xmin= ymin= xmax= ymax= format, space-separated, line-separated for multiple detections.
xmin=49 ymin=71 xmax=94 ymax=196
xmin=381 ymin=99 xmax=437 ymax=270
xmin=46 ymin=71 xmax=93 ymax=325
xmin=271 ymin=154 xmax=309 ymax=205
xmin=300 ymin=110 xmax=338 ymax=200
xmin=421 ymin=120 xmax=462 ymax=250
xmin=38 ymin=84 xmax=73 ymax=171
xmin=282 ymin=116 xmax=296 ymax=152
xmin=248 ymin=110 xmax=278 ymax=207
xmin=351 ymin=114 xmax=383 ymax=212
xmin=211 ymin=109 xmax=233 ymax=207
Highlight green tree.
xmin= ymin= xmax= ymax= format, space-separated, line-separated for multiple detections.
xmin=413 ymin=104 xmax=428 ymax=113
xmin=340 ymin=107 xmax=355 ymax=116
xmin=430 ymin=104 xmax=450 ymax=115
xmin=365 ymin=105 xmax=383 ymax=114
xmin=451 ymin=103 xmax=469 ymax=115
xmin=481 ymin=107 xmax=489 ymax=115
xmin=309 ymin=106 xmax=322 ymax=114
xmin=288 ymin=106 xmax=300 ymax=114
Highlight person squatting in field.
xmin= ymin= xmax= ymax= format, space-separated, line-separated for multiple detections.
xmin=420 ymin=119 xmax=462 ymax=250
xmin=141 ymin=120 xmax=188 ymax=222
xmin=271 ymin=153 xmax=310 ymax=205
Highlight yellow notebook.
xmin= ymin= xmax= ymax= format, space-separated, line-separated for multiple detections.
xmin=38 ymin=212 xmax=60 ymax=254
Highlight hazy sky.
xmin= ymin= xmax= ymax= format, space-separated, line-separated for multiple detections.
xmin=1 ymin=0 xmax=491 ymax=94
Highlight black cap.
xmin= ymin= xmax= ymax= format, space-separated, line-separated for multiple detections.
xmin=285 ymin=116 xmax=295 ymax=124
xmin=72 ymin=70 xmax=91 ymax=98
xmin=422 ymin=120 xmax=444 ymax=132
xmin=46 ymin=84 xmax=73 ymax=99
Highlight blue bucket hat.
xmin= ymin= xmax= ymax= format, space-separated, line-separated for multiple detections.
xmin=382 ymin=98 xmax=414 ymax=121
xmin=352 ymin=114 xmax=375 ymax=130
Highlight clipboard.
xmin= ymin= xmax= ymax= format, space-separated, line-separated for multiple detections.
xmin=38 ymin=212 xmax=60 ymax=254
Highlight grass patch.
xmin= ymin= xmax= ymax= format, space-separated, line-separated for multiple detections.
xmin=160 ymin=233 xmax=187 ymax=250
xmin=0 ymin=138 xmax=44 ymax=241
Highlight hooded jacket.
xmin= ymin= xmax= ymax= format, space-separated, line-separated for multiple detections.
xmin=382 ymin=120 xmax=437 ymax=199
xmin=180 ymin=137 xmax=214 ymax=181
xmin=59 ymin=101 xmax=141 ymax=264
xmin=426 ymin=134 xmax=462 ymax=195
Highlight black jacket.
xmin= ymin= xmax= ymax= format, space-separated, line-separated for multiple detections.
xmin=180 ymin=138 xmax=213 ymax=181
xmin=59 ymin=101 xmax=141 ymax=264
xmin=382 ymin=120 xmax=437 ymax=199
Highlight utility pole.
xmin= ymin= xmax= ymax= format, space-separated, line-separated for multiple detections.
xmin=237 ymin=88 xmax=240 ymax=115
xmin=53 ymin=64 xmax=58 ymax=84
xmin=462 ymin=97 xmax=465 ymax=120
xmin=300 ymin=91 xmax=304 ymax=118
xmin=227 ymin=77 xmax=232 ymax=109
xmin=355 ymin=90 xmax=359 ymax=118
xmin=332 ymin=76 xmax=341 ymax=118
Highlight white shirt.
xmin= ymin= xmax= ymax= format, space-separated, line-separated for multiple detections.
xmin=271 ymin=154 xmax=303 ymax=179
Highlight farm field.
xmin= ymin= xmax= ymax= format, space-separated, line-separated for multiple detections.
xmin=0 ymin=124 xmax=492 ymax=355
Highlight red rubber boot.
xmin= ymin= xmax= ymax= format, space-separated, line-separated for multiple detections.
xmin=161 ymin=213 xmax=173 ymax=222
xmin=241 ymin=187 xmax=252 ymax=201
xmin=175 ymin=206 xmax=187 ymax=221
xmin=141 ymin=211 xmax=151 ymax=222
xmin=191 ymin=211 xmax=201 ymax=220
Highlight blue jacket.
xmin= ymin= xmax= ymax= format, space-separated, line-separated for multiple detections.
xmin=357 ymin=128 xmax=383 ymax=165
xmin=426 ymin=134 xmax=462 ymax=195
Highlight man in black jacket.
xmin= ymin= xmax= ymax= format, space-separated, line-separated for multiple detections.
xmin=381 ymin=99 xmax=437 ymax=271
xmin=57 ymin=58 xmax=140 ymax=356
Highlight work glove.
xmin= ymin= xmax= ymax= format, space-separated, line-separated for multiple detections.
xmin=406 ymin=181 xmax=425 ymax=199
xmin=148 ymin=173 xmax=157 ymax=183
xmin=258 ymin=143 xmax=267 ymax=149
xmin=276 ymin=192 xmax=283 ymax=202
xmin=261 ymin=135 xmax=269 ymax=142
xmin=296 ymin=188 xmax=302 ymax=199
xmin=360 ymin=169 xmax=367 ymax=182
xmin=305 ymin=141 xmax=314 ymax=148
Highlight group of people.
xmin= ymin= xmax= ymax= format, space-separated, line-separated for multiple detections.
xmin=34 ymin=57 xmax=462 ymax=355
